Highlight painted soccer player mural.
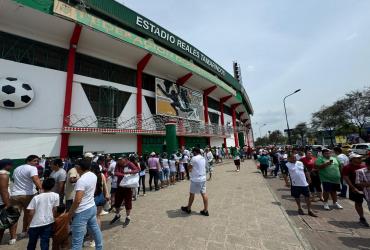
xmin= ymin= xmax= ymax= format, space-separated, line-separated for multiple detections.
xmin=155 ymin=78 xmax=203 ymax=121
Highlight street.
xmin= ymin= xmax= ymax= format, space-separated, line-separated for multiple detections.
xmin=5 ymin=160 xmax=307 ymax=249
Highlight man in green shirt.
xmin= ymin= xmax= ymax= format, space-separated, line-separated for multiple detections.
xmin=315 ymin=149 xmax=343 ymax=210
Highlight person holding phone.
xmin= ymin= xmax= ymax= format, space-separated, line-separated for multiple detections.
xmin=315 ymin=149 xmax=343 ymax=210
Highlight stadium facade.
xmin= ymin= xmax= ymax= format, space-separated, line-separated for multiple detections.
xmin=0 ymin=0 xmax=254 ymax=160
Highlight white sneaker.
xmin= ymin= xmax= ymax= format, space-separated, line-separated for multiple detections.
xmin=323 ymin=203 xmax=330 ymax=210
xmin=9 ymin=239 xmax=16 ymax=245
xmin=83 ymin=240 xmax=95 ymax=247
xmin=334 ymin=202 xmax=343 ymax=209
xmin=100 ymin=210 xmax=109 ymax=215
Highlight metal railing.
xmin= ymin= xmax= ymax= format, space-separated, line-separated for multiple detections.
xmin=64 ymin=114 xmax=247 ymax=137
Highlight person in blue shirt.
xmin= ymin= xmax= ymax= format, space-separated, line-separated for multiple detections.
xmin=258 ymin=151 xmax=270 ymax=177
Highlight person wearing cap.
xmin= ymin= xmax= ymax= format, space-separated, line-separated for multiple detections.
xmin=342 ymin=154 xmax=369 ymax=227
xmin=181 ymin=147 xmax=209 ymax=216
xmin=315 ymin=149 xmax=343 ymax=210
xmin=147 ymin=152 xmax=161 ymax=191
xmin=0 ymin=159 xmax=16 ymax=244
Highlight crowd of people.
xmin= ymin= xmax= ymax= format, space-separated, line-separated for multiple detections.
xmin=0 ymin=145 xmax=229 ymax=249
xmin=254 ymin=145 xmax=370 ymax=226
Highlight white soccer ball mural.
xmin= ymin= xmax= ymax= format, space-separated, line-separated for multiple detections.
xmin=0 ymin=77 xmax=34 ymax=109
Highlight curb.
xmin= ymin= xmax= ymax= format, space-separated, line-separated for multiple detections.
xmin=255 ymin=161 xmax=314 ymax=250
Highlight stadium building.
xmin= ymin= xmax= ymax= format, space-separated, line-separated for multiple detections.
xmin=0 ymin=0 xmax=254 ymax=160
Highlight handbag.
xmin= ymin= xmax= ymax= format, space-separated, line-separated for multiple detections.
xmin=119 ymin=173 xmax=140 ymax=188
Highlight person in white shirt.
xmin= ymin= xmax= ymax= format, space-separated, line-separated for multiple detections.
xmin=205 ymin=148 xmax=214 ymax=180
xmin=10 ymin=155 xmax=42 ymax=240
xmin=181 ymin=148 xmax=209 ymax=216
xmin=26 ymin=178 xmax=59 ymax=250
xmin=334 ymin=147 xmax=349 ymax=198
xmin=286 ymin=154 xmax=317 ymax=217
xmin=67 ymin=158 xmax=103 ymax=250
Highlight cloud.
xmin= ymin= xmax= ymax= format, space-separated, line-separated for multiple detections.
xmin=246 ymin=65 xmax=256 ymax=72
xmin=345 ymin=32 xmax=358 ymax=41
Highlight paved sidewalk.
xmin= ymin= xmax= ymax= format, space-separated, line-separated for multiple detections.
xmin=4 ymin=160 xmax=308 ymax=249
xmin=265 ymin=169 xmax=370 ymax=250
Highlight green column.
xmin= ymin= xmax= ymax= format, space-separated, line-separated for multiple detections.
xmin=165 ymin=121 xmax=178 ymax=155
xmin=238 ymin=132 xmax=245 ymax=148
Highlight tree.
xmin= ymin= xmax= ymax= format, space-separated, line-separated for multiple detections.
xmin=268 ymin=130 xmax=286 ymax=145
xmin=336 ymin=87 xmax=370 ymax=140
xmin=311 ymin=104 xmax=348 ymax=146
xmin=294 ymin=122 xmax=308 ymax=146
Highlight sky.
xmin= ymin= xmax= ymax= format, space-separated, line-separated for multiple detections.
xmin=117 ymin=0 xmax=370 ymax=138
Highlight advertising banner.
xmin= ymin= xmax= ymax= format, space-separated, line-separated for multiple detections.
xmin=155 ymin=78 xmax=203 ymax=121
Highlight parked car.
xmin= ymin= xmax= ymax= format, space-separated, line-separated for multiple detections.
xmin=351 ymin=143 xmax=370 ymax=156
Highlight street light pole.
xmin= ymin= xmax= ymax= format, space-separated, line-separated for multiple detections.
xmin=283 ymin=89 xmax=301 ymax=145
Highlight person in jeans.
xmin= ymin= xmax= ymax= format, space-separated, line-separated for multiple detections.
xmin=334 ymin=147 xmax=349 ymax=198
xmin=148 ymin=152 xmax=160 ymax=191
xmin=27 ymin=178 xmax=59 ymax=250
xmin=110 ymin=155 xmax=140 ymax=227
xmin=315 ymin=149 xmax=343 ymax=210
xmin=181 ymin=147 xmax=209 ymax=216
xmin=10 ymin=155 xmax=43 ymax=242
xmin=67 ymin=158 xmax=103 ymax=250
xmin=138 ymin=156 xmax=147 ymax=196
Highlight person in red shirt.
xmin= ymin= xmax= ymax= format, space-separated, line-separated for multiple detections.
xmin=342 ymin=154 xmax=369 ymax=227
xmin=110 ymin=155 xmax=140 ymax=228
xmin=301 ymin=151 xmax=323 ymax=202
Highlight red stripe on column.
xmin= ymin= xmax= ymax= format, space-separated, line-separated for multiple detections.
xmin=136 ymin=53 xmax=152 ymax=155
xmin=60 ymin=24 xmax=82 ymax=158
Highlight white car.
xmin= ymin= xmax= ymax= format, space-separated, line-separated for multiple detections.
xmin=351 ymin=143 xmax=370 ymax=156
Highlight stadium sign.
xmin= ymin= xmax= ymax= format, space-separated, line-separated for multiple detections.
xmin=135 ymin=16 xmax=226 ymax=77
xmin=53 ymin=0 xmax=236 ymax=96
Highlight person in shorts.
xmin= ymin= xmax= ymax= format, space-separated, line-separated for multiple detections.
xmin=342 ymin=154 xmax=369 ymax=227
xmin=233 ymin=147 xmax=241 ymax=172
xmin=10 ymin=155 xmax=43 ymax=240
xmin=205 ymin=148 xmax=214 ymax=180
xmin=110 ymin=155 xmax=140 ymax=228
xmin=286 ymin=154 xmax=317 ymax=217
xmin=181 ymin=148 xmax=209 ymax=216
xmin=315 ymin=149 xmax=343 ymax=210
xmin=169 ymin=155 xmax=177 ymax=185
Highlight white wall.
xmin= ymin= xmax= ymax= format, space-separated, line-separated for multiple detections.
xmin=210 ymin=137 xmax=224 ymax=147
xmin=0 ymin=59 xmax=66 ymax=132
xmin=0 ymin=133 xmax=61 ymax=159
xmin=0 ymin=59 xmax=66 ymax=158
xmin=69 ymin=134 xmax=136 ymax=153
